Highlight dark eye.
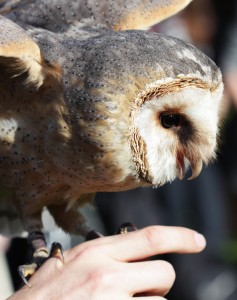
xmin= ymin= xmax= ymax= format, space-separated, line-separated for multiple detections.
xmin=160 ymin=113 xmax=181 ymax=129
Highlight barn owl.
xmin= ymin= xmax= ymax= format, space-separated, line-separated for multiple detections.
xmin=0 ymin=0 xmax=223 ymax=282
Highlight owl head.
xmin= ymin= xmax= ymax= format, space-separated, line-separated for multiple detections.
xmin=126 ymin=32 xmax=223 ymax=186
xmin=73 ymin=30 xmax=223 ymax=188
xmin=130 ymin=75 xmax=223 ymax=186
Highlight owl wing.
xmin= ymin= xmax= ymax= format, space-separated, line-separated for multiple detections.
xmin=1 ymin=0 xmax=192 ymax=31
xmin=0 ymin=15 xmax=61 ymax=89
xmin=0 ymin=16 xmax=63 ymax=236
xmin=90 ymin=0 xmax=193 ymax=30
xmin=0 ymin=15 xmax=41 ymax=60
xmin=0 ymin=4 xmax=57 ymax=76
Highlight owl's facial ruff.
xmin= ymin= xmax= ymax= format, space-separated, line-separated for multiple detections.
xmin=130 ymin=77 xmax=223 ymax=186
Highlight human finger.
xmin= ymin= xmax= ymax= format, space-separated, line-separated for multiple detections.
xmin=106 ymin=226 xmax=206 ymax=261
xmin=66 ymin=226 xmax=206 ymax=263
xmin=122 ymin=260 xmax=175 ymax=296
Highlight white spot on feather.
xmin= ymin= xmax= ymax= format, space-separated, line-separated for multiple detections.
xmin=0 ymin=118 xmax=18 ymax=144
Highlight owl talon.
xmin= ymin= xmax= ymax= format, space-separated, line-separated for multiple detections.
xmin=84 ymin=223 xmax=138 ymax=241
xmin=117 ymin=222 xmax=138 ymax=234
xmin=85 ymin=230 xmax=104 ymax=241
xmin=18 ymin=231 xmax=65 ymax=286
xmin=18 ymin=263 xmax=37 ymax=287
xmin=49 ymin=242 xmax=64 ymax=263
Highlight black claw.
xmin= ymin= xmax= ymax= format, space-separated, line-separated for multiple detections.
xmin=50 ymin=242 xmax=64 ymax=262
xmin=18 ymin=242 xmax=65 ymax=287
xmin=18 ymin=273 xmax=31 ymax=287
xmin=117 ymin=222 xmax=138 ymax=234
xmin=85 ymin=230 xmax=104 ymax=241
xmin=18 ymin=263 xmax=37 ymax=287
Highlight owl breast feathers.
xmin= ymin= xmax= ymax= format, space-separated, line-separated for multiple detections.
xmin=0 ymin=0 xmax=223 ymax=236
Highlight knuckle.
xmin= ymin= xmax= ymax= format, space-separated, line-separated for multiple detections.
xmin=86 ymin=269 xmax=114 ymax=291
xmin=77 ymin=244 xmax=99 ymax=260
xmin=142 ymin=226 xmax=161 ymax=248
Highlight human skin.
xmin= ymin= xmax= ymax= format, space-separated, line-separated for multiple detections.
xmin=8 ymin=226 xmax=206 ymax=300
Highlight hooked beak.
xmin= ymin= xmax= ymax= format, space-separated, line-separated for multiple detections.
xmin=188 ymin=159 xmax=203 ymax=180
xmin=176 ymin=151 xmax=203 ymax=180
xmin=176 ymin=151 xmax=185 ymax=180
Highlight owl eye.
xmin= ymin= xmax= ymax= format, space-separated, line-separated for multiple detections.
xmin=160 ymin=113 xmax=181 ymax=129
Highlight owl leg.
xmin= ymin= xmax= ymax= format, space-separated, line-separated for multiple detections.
xmin=47 ymin=202 xmax=104 ymax=240
xmin=18 ymin=231 xmax=64 ymax=287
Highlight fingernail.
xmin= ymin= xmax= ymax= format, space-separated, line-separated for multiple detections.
xmin=194 ymin=233 xmax=206 ymax=248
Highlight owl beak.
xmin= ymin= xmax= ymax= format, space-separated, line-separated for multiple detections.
xmin=188 ymin=159 xmax=203 ymax=180
xmin=176 ymin=152 xmax=185 ymax=180
xmin=176 ymin=152 xmax=203 ymax=180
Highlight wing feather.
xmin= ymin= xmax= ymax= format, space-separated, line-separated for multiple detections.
xmin=1 ymin=0 xmax=192 ymax=31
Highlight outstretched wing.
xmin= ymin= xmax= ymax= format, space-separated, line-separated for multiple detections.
xmin=1 ymin=0 xmax=192 ymax=31
xmin=95 ymin=0 xmax=193 ymax=30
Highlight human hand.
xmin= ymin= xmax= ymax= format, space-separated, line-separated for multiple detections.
xmin=8 ymin=226 xmax=206 ymax=300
